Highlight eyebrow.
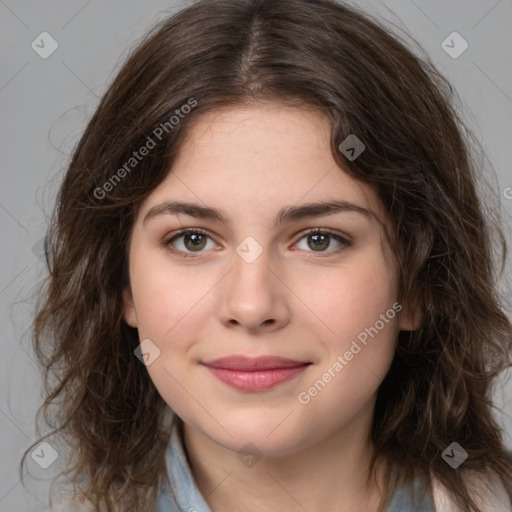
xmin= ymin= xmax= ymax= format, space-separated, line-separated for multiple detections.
xmin=143 ymin=199 xmax=375 ymax=228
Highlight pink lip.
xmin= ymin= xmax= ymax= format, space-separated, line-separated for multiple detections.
xmin=201 ymin=356 xmax=311 ymax=391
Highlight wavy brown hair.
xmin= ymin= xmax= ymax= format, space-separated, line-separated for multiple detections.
xmin=20 ymin=0 xmax=512 ymax=511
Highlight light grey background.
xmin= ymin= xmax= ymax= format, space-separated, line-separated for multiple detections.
xmin=1 ymin=1 xmax=511 ymax=511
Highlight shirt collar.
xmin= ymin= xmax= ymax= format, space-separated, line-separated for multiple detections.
xmin=155 ymin=415 xmax=211 ymax=512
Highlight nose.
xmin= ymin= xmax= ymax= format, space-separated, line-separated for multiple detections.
xmin=216 ymin=244 xmax=291 ymax=334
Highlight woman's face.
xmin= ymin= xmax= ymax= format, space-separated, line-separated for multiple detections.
xmin=123 ymin=103 xmax=417 ymax=456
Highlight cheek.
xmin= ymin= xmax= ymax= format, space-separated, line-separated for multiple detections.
xmin=294 ymin=251 xmax=399 ymax=344
xmin=133 ymin=263 xmax=207 ymax=419
xmin=130 ymin=255 xmax=215 ymax=343
xmin=129 ymin=255 xmax=215 ymax=414
xmin=296 ymin=253 xmax=400 ymax=411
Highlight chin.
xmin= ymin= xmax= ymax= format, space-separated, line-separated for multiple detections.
xmin=199 ymin=415 xmax=311 ymax=457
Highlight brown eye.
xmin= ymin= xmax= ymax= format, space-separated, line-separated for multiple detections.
xmin=164 ymin=229 xmax=216 ymax=258
xmin=307 ymin=233 xmax=330 ymax=251
xmin=295 ymin=229 xmax=351 ymax=255
xmin=181 ymin=232 xmax=207 ymax=251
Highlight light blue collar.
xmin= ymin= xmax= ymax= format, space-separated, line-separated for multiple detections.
xmin=155 ymin=416 xmax=211 ymax=512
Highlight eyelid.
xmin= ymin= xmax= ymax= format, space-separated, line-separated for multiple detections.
xmin=299 ymin=227 xmax=352 ymax=244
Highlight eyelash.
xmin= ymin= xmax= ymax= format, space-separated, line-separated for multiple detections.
xmin=162 ymin=228 xmax=352 ymax=260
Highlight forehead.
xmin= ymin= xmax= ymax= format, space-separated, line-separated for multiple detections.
xmin=138 ymin=102 xmax=389 ymax=233
xmin=182 ymin=102 xmax=329 ymax=148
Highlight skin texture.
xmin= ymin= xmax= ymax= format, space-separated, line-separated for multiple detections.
xmin=122 ymin=103 xmax=419 ymax=511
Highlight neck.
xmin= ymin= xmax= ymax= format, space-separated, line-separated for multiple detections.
xmin=181 ymin=401 xmax=387 ymax=512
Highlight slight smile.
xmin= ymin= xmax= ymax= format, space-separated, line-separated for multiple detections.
xmin=201 ymin=356 xmax=312 ymax=391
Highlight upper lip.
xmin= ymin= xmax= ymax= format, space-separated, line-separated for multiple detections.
xmin=202 ymin=356 xmax=310 ymax=371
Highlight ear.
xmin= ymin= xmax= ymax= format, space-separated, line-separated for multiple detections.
xmin=398 ymin=301 xmax=421 ymax=331
xmin=122 ymin=286 xmax=138 ymax=328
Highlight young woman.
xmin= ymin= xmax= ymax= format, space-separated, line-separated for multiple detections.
xmin=22 ymin=0 xmax=512 ymax=511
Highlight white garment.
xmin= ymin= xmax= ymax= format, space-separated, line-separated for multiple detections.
xmin=431 ymin=473 xmax=512 ymax=512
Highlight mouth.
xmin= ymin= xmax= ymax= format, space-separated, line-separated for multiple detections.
xmin=201 ymin=356 xmax=312 ymax=391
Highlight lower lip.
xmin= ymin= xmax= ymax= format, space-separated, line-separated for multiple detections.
xmin=204 ymin=365 xmax=309 ymax=391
